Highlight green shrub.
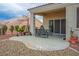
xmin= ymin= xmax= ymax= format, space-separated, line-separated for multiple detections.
xmin=9 ymin=25 xmax=14 ymax=34
xmin=2 ymin=25 xmax=7 ymax=35
xmin=21 ymin=25 xmax=26 ymax=32
xmin=15 ymin=25 xmax=19 ymax=32
xmin=15 ymin=25 xmax=20 ymax=36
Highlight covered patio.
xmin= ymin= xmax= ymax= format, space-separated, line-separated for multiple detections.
xmin=35 ymin=7 xmax=66 ymax=37
xmin=28 ymin=3 xmax=77 ymax=39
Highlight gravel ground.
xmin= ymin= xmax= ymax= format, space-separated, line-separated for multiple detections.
xmin=0 ymin=40 xmax=79 ymax=56
xmin=0 ymin=34 xmax=16 ymax=40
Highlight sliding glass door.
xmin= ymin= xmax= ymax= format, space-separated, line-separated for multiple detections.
xmin=49 ymin=20 xmax=53 ymax=32
xmin=49 ymin=19 xmax=66 ymax=35
xmin=61 ymin=20 xmax=66 ymax=34
xmin=55 ymin=20 xmax=60 ymax=33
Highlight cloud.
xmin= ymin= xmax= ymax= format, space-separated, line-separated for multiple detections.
xmin=0 ymin=3 xmax=26 ymax=20
xmin=0 ymin=3 xmax=45 ymax=20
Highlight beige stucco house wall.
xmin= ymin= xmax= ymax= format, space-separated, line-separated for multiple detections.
xmin=43 ymin=8 xmax=65 ymax=29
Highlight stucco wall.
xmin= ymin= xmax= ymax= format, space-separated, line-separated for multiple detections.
xmin=43 ymin=9 xmax=65 ymax=29
xmin=66 ymin=4 xmax=79 ymax=39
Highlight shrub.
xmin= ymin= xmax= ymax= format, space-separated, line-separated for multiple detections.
xmin=9 ymin=25 xmax=14 ymax=34
xmin=20 ymin=25 xmax=26 ymax=35
xmin=2 ymin=25 xmax=7 ymax=35
xmin=15 ymin=25 xmax=19 ymax=32
xmin=15 ymin=25 xmax=20 ymax=36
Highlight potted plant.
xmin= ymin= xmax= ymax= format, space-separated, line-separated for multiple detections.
xmin=69 ymin=29 xmax=78 ymax=44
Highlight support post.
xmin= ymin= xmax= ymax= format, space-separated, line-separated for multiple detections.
xmin=30 ymin=13 xmax=35 ymax=35
xmin=66 ymin=5 xmax=77 ymax=40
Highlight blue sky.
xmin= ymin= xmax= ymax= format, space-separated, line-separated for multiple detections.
xmin=0 ymin=3 xmax=44 ymax=21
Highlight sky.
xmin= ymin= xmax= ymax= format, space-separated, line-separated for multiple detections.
xmin=0 ymin=3 xmax=45 ymax=21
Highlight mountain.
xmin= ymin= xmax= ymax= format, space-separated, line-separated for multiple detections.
xmin=0 ymin=16 xmax=42 ymax=27
xmin=0 ymin=16 xmax=43 ymax=34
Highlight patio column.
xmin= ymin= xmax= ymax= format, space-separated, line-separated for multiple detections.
xmin=30 ymin=13 xmax=35 ymax=35
xmin=66 ymin=5 xmax=77 ymax=40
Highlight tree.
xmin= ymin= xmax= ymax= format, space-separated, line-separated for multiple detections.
xmin=15 ymin=25 xmax=20 ymax=36
xmin=21 ymin=25 xmax=26 ymax=32
xmin=20 ymin=25 xmax=26 ymax=35
xmin=2 ymin=25 xmax=7 ymax=35
xmin=15 ymin=25 xmax=26 ymax=36
xmin=9 ymin=25 xmax=14 ymax=34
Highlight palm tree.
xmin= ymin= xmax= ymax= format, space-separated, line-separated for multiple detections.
xmin=9 ymin=25 xmax=14 ymax=34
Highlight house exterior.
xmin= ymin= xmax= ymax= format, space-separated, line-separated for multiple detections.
xmin=28 ymin=3 xmax=79 ymax=39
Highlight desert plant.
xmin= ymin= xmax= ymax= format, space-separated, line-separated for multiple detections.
xmin=15 ymin=25 xmax=19 ymax=32
xmin=9 ymin=25 xmax=14 ymax=34
xmin=20 ymin=25 xmax=26 ymax=35
xmin=21 ymin=25 xmax=26 ymax=32
xmin=2 ymin=25 xmax=7 ymax=35
xmin=15 ymin=25 xmax=20 ymax=36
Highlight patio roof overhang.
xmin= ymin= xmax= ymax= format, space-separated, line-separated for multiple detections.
xmin=28 ymin=3 xmax=76 ymax=15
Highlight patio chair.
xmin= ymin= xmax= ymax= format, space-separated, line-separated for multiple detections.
xmin=36 ymin=25 xmax=48 ymax=38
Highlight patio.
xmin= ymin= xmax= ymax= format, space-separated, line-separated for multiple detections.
xmin=10 ymin=36 xmax=69 ymax=51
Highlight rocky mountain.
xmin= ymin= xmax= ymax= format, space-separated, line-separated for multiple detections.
xmin=0 ymin=16 xmax=43 ymax=34
xmin=0 ymin=16 xmax=42 ymax=28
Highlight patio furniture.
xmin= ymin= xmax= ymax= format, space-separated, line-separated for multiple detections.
xmin=35 ymin=29 xmax=40 ymax=36
xmin=35 ymin=26 xmax=48 ymax=38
